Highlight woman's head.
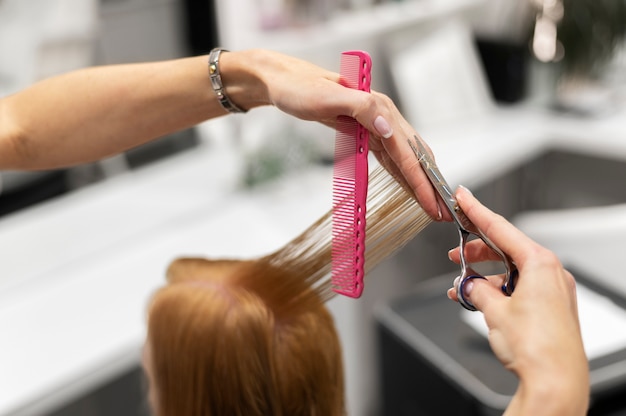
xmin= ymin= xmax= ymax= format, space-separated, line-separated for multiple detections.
xmin=144 ymin=257 xmax=345 ymax=416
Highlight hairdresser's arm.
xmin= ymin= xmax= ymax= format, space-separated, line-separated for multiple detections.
xmin=0 ymin=54 xmax=232 ymax=170
xmin=0 ymin=49 xmax=443 ymax=218
xmin=447 ymin=187 xmax=589 ymax=415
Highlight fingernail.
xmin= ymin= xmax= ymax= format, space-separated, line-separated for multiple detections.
xmin=447 ymin=248 xmax=455 ymax=260
xmin=458 ymin=185 xmax=473 ymax=196
xmin=463 ymin=279 xmax=474 ymax=298
xmin=374 ymin=115 xmax=393 ymax=139
xmin=446 ymin=288 xmax=454 ymax=300
xmin=437 ymin=204 xmax=443 ymax=221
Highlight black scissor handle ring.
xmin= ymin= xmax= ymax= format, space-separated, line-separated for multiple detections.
xmin=501 ymin=268 xmax=519 ymax=296
xmin=457 ymin=275 xmax=487 ymax=312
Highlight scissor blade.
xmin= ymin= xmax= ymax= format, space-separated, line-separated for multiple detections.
xmin=407 ymin=136 xmax=459 ymax=217
xmin=407 ymin=137 xmax=517 ymax=298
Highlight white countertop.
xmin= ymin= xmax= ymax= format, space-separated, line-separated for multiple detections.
xmin=1 ymin=105 xmax=626 ymax=415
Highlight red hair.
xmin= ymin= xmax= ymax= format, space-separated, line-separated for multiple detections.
xmin=145 ymin=166 xmax=433 ymax=415
xmin=146 ymin=258 xmax=345 ymax=416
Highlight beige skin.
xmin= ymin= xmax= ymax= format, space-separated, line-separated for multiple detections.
xmin=447 ymin=187 xmax=590 ymax=416
xmin=0 ymin=48 xmax=448 ymax=220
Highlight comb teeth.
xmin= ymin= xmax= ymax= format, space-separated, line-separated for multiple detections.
xmin=331 ymin=50 xmax=372 ymax=299
xmin=333 ymin=117 xmax=359 ymax=176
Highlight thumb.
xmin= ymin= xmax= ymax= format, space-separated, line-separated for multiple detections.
xmin=462 ymin=276 xmax=506 ymax=314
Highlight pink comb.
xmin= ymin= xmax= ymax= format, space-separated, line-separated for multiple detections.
xmin=331 ymin=50 xmax=372 ymax=298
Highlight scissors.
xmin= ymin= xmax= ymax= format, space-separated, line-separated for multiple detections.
xmin=407 ymin=135 xmax=517 ymax=311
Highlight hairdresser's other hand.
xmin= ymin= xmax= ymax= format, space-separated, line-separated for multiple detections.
xmin=446 ymin=187 xmax=589 ymax=415
xmin=221 ymin=49 xmax=449 ymax=221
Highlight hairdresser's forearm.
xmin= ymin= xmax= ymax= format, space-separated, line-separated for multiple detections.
xmin=505 ymin=374 xmax=589 ymax=416
xmin=0 ymin=53 xmax=267 ymax=170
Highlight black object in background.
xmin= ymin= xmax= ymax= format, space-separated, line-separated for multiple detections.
xmin=0 ymin=171 xmax=69 ymax=218
xmin=182 ymin=0 xmax=219 ymax=55
xmin=475 ymin=39 xmax=529 ymax=104
xmin=46 ymin=366 xmax=150 ymax=416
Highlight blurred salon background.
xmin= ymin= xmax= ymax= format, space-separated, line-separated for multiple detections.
xmin=1 ymin=0 xmax=626 ymax=415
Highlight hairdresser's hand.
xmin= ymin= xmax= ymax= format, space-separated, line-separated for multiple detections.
xmin=222 ymin=49 xmax=449 ymax=221
xmin=447 ymin=187 xmax=589 ymax=416
xmin=1 ymin=46 xmax=446 ymax=219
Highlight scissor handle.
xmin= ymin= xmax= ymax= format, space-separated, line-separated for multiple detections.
xmin=457 ymin=275 xmax=486 ymax=311
xmin=469 ymin=225 xmax=518 ymax=298
xmin=456 ymin=229 xmax=518 ymax=312
xmin=408 ymin=135 xmax=519 ymax=309
xmin=457 ymin=270 xmax=518 ymax=312
xmin=502 ymin=268 xmax=518 ymax=295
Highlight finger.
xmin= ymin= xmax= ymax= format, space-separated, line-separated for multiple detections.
xmin=460 ymin=275 xmax=508 ymax=315
xmin=447 ymin=286 xmax=458 ymax=302
xmin=327 ymin=85 xmax=448 ymax=221
xmin=448 ymin=239 xmax=503 ymax=264
xmin=375 ymin=133 xmax=443 ymax=220
xmin=354 ymin=94 xmax=449 ymax=221
xmin=381 ymin=133 xmax=450 ymax=221
xmin=447 ymin=273 xmax=504 ymax=303
xmin=455 ymin=186 xmax=543 ymax=265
